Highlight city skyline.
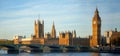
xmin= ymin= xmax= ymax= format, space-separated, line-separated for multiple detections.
xmin=0 ymin=0 xmax=120 ymax=40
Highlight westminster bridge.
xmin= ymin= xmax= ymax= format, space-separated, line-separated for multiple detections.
xmin=0 ymin=44 xmax=90 ymax=53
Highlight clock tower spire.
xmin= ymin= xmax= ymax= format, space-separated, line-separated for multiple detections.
xmin=90 ymin=7 xmax=101 ymax=47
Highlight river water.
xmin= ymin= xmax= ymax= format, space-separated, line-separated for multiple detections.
xmin=0 ymin=52 xmax=120 ymax=56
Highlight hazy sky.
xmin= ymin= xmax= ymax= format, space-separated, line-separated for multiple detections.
xmin=0 ymin=0 xmax=120 ymax=40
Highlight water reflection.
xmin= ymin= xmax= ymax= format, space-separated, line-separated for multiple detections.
xmin=18 ymin=53 xmax=30 ymax=56
xmin=91 ymin=53 xmax=100 ymax=56
xmin=0 ymin=49 xmax=7 ymax=54
xmin=0 ymin=52 xmax=120 ymax=56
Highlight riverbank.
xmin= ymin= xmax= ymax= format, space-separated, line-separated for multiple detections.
xmin=0 ymin=46 xmax=120 ymax=54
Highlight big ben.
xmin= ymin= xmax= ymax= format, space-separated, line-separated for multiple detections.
xmin=90 ymin=7 xmax=101 ymax=47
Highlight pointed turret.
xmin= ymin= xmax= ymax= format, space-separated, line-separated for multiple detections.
xmin=72 ymin=30 xmax=76 ymax=38
xmin=93 ymin=7 xmax=101 ymax=21
xmin=38 ymin=19 xmax=41 ymax=24
xmin=51 ymin=21 xmax=56 ymax=38
xmin=95 ymin=7 xmax=99 ymax=14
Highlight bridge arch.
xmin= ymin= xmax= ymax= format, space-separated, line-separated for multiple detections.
xmin=0 ymin=44 xmax=19 ymax=53
xmin=43 ymin=45 xmax=62 ymax=52
xmin=18 ymin=44 xmax=43 ymax=53
xmin=0 ymin=44 xmax=16 ymax=49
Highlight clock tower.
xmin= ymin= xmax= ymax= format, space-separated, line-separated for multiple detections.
xmin=90 ymin=7 xmax=101 ymax=47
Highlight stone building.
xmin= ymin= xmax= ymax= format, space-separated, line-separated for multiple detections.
xmin=14 ymin=19 xmax=90 ymax=46
xmin=90 ymin=7 xmax=102 ymax=47
xmin=14 ymin=20 xmax=45 ymax=45
xmin=14 ymin=36 xmax=24 ymax=44
xmin=59 ymin=31 xmax=73 ymax=46
xmin=14 ymin=8 xmax=104 ymax=46
xmin=104 ymin=28 xmax=120 ymax=45
xmin=73 ymin=38 xmax=90 ymax=46
xmin=72 ymin=30 xmax=76 ymax=38
xmin=44 ymin=38 xmax=59 ymax=45
xmin=34 ymin=20 xmax=44 ymax=38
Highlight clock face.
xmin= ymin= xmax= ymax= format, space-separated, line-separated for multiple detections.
xmin=93 ymin=21 xmax=96 ymax=24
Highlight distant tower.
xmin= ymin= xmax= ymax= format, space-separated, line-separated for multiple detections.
xmin=115 ymin=28 xmax=117 ymax=32
xmin=34 ymin=20 xmax=44 ymax=38
xmin=72 ymin=30 xmax=76 ymax=38
xmin=90 ymin=7 xmax=101 ymax=47
xmin=51 ymin=21 xmax=56 ymax=38
xmin=42 ymin=20 xmax=44 ymax=37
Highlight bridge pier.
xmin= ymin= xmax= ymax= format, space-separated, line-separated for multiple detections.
xmin=63 ymin=46 xmax=78 ymax=52
xmin=8 ymin=49 xmax=19 ymax=54
xmin=31 ymin=49 xmax=43 ymax=53
xmin=65 ymin=49 xmax=77 ymax=52
xmin=79 ymin=47 xmax=90 ymax=52
xmin=50 ymin=49 xmax=62 ymax=52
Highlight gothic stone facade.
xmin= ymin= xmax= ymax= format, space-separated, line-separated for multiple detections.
xmin=14 ymin=8 xmax=103 ymax=47
xmin=14 ymin=20 xmax=89 ymax=46
xmin=90 ymin=8 xmax=102 ymax=47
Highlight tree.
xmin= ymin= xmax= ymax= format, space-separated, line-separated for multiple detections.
xmin=0 ymin=40 xmax=13 ymax=44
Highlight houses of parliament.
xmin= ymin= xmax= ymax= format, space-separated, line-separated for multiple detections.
xmin=14 ymin=8 xmax=102 ymax=47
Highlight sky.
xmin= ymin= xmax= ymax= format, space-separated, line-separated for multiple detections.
xmin=0 ymin=0 xmax=120 ymax=40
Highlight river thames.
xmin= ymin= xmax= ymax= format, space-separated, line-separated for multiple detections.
xmin=0 ymin=52 xmax=120 ymax=56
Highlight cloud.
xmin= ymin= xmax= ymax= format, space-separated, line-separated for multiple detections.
xmin=0 ymin=0 xmax=81 ymax=18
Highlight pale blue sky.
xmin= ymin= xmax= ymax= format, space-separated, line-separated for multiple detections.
xmin=0 ymin=0 xmax=120 ymax=40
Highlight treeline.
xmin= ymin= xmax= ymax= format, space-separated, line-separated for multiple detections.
xmin=0 ymin=40 xmax=13 ymax=44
